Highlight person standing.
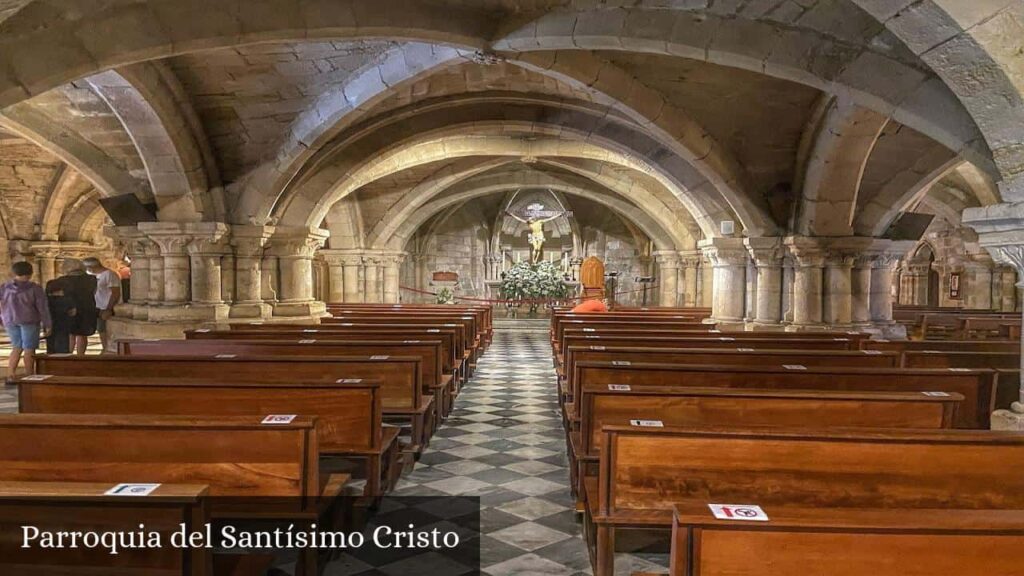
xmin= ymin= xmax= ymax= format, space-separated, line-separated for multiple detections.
xmin=59 ymin=258 xmax=97 ymax=355
xmin=82 ymin=257 xmax=120 ymax=352
xmin=44 ymin=278 xmax=76 ymax=354
xmin=1 ymin=261 xmax=51 ymax=382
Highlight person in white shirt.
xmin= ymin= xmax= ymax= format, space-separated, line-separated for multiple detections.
xmin=82 ymin=257 xmax=121 ymax=352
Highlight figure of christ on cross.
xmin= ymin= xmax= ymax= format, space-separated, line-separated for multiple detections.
xmin=505 ymin=203 xmax=567 ymax=264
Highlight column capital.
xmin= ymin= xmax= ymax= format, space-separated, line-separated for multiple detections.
xmin=139 ymin=222 xmax=230 ymax=255
xmin=267 ymin=226 xmax=329 ymax=259
xmin=744 ymin=237 xmax=783 ymax=266
xmin=653 ymin=250 xmax=681 ymax=267
xmin=698 ymin=238 xmax=747 ymax=267
xmin=230 ymin=224 xmax=275 ymax=257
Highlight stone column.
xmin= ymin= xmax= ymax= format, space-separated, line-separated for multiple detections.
xmin=128 ymin=240 xmax=152 ymax=307
xmin=320 ymin=251 xmax=346 ymax=304
xmin=30 ymin=244 xmax=60 ymax=286
xmin=343 ymin=257 xmax=362 ymax=303
xmin=148 ymin=237 xmax=190 ymax=305
xmin=745 ymin=238 xmax=783 ymax=329
xmin=851 ymin=255 xmax=874 ymax=327
xmin=145 ymin=240 xmax=164 ymax=305
xmin=699 ymin=238 xmax=747 ymax=327
xmin=782 ymin=255 xmax=795 ymax=324
xmin=821 ymin=239 xmax=873 ymax=327
xmin=679 ymin=252 xmax=700 ymax=307
xmin=363 ymin=255 xmax=381 ymax=303
xmin=382 ymin=252 xmax=406 ymax=304
xmin=230 ymin=225 xmax=273 ymax=318
xmin=785 ymin=238 xmax=825 ymax=330
xmin=267 ymin=227 xmax=329 ymax=317
xmin=186 ymin=227 xmax=229 ymax=306
xmin=654 ymin=251 xmax=680 ymax=307
xmin=1000 ymin=267 xmax=1018 ymax=312
xmin=870 ymin=254 xmax=900 ymax=326
xmin=699 ymin=252 xmax=714 ymax=308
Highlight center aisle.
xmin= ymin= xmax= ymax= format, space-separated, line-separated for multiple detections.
xmin=394 ymin=326 xmax=592 ymax=575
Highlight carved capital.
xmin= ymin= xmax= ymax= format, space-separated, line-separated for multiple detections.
xmin=267 ymin=227 xmax=328 ymax=259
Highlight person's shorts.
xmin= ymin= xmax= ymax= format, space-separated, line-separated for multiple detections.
xmin=5 ymin=324 xmax=41 ymax=350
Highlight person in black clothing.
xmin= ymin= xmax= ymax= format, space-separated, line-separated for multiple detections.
xmin=57 ymin=258 xmax=97 ymax=355
xmin=44 ymin=278 xmax=76 ymax=354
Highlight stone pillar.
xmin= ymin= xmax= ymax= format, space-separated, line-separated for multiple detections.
xmin=149 ymin=237 xmax=190 ymax=305
xmin=821 ymin=239 xmax=873 ymax=327
xmin=267 ymin=227 xmax=329 ymax=317
xmin=146 ymin=240 xmax=164 ymax=305
xmin=654 ymin=251 xmax=680 ymax=307
xmin=363 ymin=256 xmax=381 ymax=303
xmin=785 ymin=238 xmax=825 ymax=330
xmin=321 ymin=252 xmax=346 ymax=304
xmin=221 ymin=253 xmax=235 ymax=304
xmin=870 ymin=254 xmax=900 ymax=326
xmin=343 ymin=257 xmax=362 ymax=303
xmin=186 ymin=231 xmax=229 ymax=306
xmin=128 ymin=241 xmax=152 ymax=307
xmin=382 ymin=253 xmax=406 ymax=304
xmin=745 ymin=238 xmax=783 ymax=329
xmin=782 ymin=255 xmax=795 ymax=324
xmin=679 ymin=252 xmax=700 ymax=307
xmin=851 ymin=255 xmax=873 ymax=327
xmin=30 ymin=244 xmax=59 ymax=286
xmin=699 ymin=238 xmax=747 ymax=327
xmin=230 ymin=225 xmax=273 ymax=318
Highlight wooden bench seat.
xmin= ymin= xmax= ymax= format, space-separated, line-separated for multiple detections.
xmin=216 ymin=325 xmax=465 ymax=383
xmin=328 ymin=311 xmax=483 ymax=358
xmin=668 ymin=503 xmax=1024 ymax=576
xmin=558 ymin=328 xmax=869 ymax=359
xmin=320 ymin=319 xmax=476 ymax=372
xmin=0 ymin=414 xmax=345 ymax=516
xmin=561 ymin=346 xmax=901 ymax=405
xmin=901 ymin=350 xmax=1020 ymax=369
xmin=0 ymin=481 xmax=212 ymax=576
xmin=121 ymin=338 xmax=454 ymax=420
xmin=863 ymin=338 xmax=1020 ymax=353
xmin=571 ymin=361 xmax=995 ymax=429
xmin=18 ymin=375 xmax=401 ymax=497
xmin=35 ymin=354 xmax=434 ymax=454
xmin=569 ymin=385 xmax=961 ymax=498
xmin=585 ymin=425 xmax=1024 ymax=576
xmin=328 ymin=303 xmax=492 ymax=346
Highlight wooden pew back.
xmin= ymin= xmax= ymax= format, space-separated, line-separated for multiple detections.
xmin=575 ymin=362 xmax=994 ymax=429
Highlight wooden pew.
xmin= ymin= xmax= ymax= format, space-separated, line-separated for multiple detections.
xmin=328 ymin=303 xmax=492 ymax=346
xmin=586 ymin=425 xmax=1024 ymax=576
xmin=328 ymin=309 xmax=485 ymax=355
xmin=0 ymin=414 xmax=345 ymax=516
xmin=188 ymin=328 xmax=462 ymax=387
xmin=901 ymin=350 xmax=1020 ymax=369
xmin=561 ymin=346 xmax=900 ymax=407
xmin=572 ymin=361 xmax=995 ymax=429
xmin=221 ymin=325 xmax=466 ymax=383
xmin=558 ymin=328 xmax=870 ymax=360
xmin=553 ymin=319 xmax=709 ymax=352
xmin=18 ymin=375 xmax=400 ymax=497
xmin=557 ymin=335 xmax=858 ymax=369
xmin=668 ymin=503 xmax=1024 ymax=576
xmin=120 ymin=338 xmax=455 ymax=420
xmin=863 ymin=338 xmax=1020 ymax=354
xmin=962 ymin=316 xmax=1022 ymax=340
xmin=0 ymin=481 xmax=212 ymax=576
xmin=35 ymin=354 xmax=433 ymax=454
xmin=569 ymin=385 xmax=961 ymax=498
xmin=320 ymin=318 xmax=476 ymax=375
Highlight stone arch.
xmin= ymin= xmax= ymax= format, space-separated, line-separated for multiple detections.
xmin=86 ymin=62 xmax=225 ymax=221
xmin=264 ymin=99 xmax=756 ymax=236
xmin=386 ymin=179 xmax=678 ymax=253
xmin=493 ymin=7 xmax=992 ymax=173
xmin=362 ymin=158 xmax=694 ymax=248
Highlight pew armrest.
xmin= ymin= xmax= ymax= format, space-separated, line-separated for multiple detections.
xmin=321 ymin=473 xmax=350 ymax=500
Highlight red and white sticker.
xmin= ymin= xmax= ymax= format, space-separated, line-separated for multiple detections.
xmin=708 ymin=504 xmax=769 ymax=522
xmin=608 ymin=384 xmax=631 ymax=391
xmin=261 ymin=415 xmax=297 ymax=425
xmin=630 ymin=419 xmax=664 ymax=427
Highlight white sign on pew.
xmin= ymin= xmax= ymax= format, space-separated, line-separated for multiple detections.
xmin=923 ymin=391 xmax=952 ymax=397
xmin=708 ymin=504 xmax=769 ymax=522
xmin=783 ymin=364 xmax=807 ymax=370
xmin=215 ymin=354 xmax=237 ymax=359
xmin=608 ymin=384 xmax=631 ymax=391
xmin=105 ymin=484 xmax=162 ymax=497
xmin=299 ymin=339 xmax=316 ymax=344
xmin=630 ymin=419 xmax=664 ymax=427
xmin=261 ymin=415 xmax=297 ymax=425
xmin=20 ymin=374 xmax=52 ymax=381
xmin=612 ymin=361 xmax=631 ymax=366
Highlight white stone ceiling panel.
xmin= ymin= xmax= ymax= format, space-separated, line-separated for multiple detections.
xmin=0 ymin=136 xmax=60 ymax=238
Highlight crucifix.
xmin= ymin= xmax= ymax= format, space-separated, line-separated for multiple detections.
xmin=505 ymin=198 xmax=567 ymax=264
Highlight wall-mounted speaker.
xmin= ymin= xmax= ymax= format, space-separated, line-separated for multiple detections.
xmin=720 ymin=220 xmax=735 ymax=236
